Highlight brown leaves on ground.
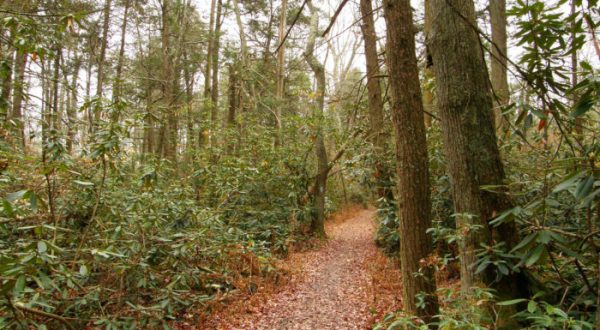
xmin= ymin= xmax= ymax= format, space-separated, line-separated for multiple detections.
xmin=193 ymin=206 xmax=404 ymax=330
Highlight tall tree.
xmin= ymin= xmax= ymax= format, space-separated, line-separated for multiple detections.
xmin=202 ymin=0 xmax=217 ymax=147
xmin=304 ymin=0 xmax=328 ymax=237
xmin=112 ymin=0 xmax=131 ymax=106
xmin=210 ymin=0 xmax=223 ymax=146
xmin=426 ymin=0 xmax=528 ymax=308
xmin=274 ymin=0 xmax=287 ymax=147
xmin=94 ymin=0 xmax=112 ymax=124
xmin=11 ymin=47 xmax=27 ymax=150
xmin=383 ymin=0 xmax=440 ymax=323
xmin=490 ymin=0 xmax=509 ymax=132
xmin=359 ymin=0 xmax=393 ymax=202
xmin=159 ymin=0 xmax=177 ymax=162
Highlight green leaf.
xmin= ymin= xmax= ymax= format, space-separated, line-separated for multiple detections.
xmin=73 ymin=180 xmax=94 ymax=187
xmin=570 ymin=93 xmax=594 ymax=118
xmin=6 ymin=190 xmax=28 ymax=202
xmin=497 ymin=298 xmax=527 ymax=306
xmin=37 ymin=241 xmax=47 ymax=253
xmin=552 ymin=171 xmax=585 ymax=193
xmin=525 ymin=244 xmax=545 ymax=267
xmin=575 ymin=175 xmax=594 ymax=200
xmin=512 ymin=233 xmax=538 ymax=252
xmin=527 ymin=300 xmax=537 ymax=313
xmin=79 ymin=265 xmax=88 ymax=276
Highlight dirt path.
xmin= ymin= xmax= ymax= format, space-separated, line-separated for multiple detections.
xmin=208 ymin=208 xmax=402 ymax=330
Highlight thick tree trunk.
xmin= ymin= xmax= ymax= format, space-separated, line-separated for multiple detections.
xmin=383 ymin=0 xmax=440 ymax=323
xmin=359 ymin=0 xmax=393 ymax=202
xmin=490 ymin=0 xmax=509 ymax=133
xmin=304 ymin=0 xmax=328 ymax=237
xmin=426 ymin=0 xmax=527 ymax=308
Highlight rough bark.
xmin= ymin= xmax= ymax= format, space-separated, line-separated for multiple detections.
xmin=304 ymin=0 xmax=328 ymax=237
xmin=359 ymin=0 xmax=393 ymax=202
xmin=426 ymin=0 xmax=527 ymax=306
xmin=490 ymin=0 xmax=509 ymax=133
xmin=423 ymin=2 xmax=435 ymax=128
xmin=383 ymin=0 xmax=440 ymax=323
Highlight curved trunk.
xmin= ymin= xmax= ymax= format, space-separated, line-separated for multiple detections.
xmin=304 ymin=0 xmax=328 ymax=237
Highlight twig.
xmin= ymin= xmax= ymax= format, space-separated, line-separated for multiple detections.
xmin=321 ymin=0 xmax=351 ymax=37
xmin=273 ymin=0 xmax=309 ymax=54
xmin=13 ymin=303 xmax=76 ymax=330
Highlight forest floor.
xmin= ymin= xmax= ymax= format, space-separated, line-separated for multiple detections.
xmin=198 ymin=207 xmax=404 ymax=330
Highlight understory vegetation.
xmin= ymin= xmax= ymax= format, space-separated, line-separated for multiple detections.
xmin=0 ymin=0 xmax=600 ymax=329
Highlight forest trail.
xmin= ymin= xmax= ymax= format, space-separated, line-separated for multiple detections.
xmin=210 ymin=208 xmax=401 ymax=330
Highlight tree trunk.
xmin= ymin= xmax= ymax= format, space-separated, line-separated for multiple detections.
xmin=112 ymin=0 xmax=131 ymax=107
xmin=210 ymin=0 xmax=223 ymax=147
xmin=183 ymin=49 xmax=195 ymax=155
xmin=227 ymin=63 xmax=240 ymax=154
xmin=571 ymin=0 xmax=582 ymax=136
xmin=490 ymin=0 xmax=509 ymax=133
xmin=11 ymin=48 xmax=27 ymax=150
xmin=94 ymin=0 xmax=112 ymax=124
xmin=160 ymin=0 xmax=177 ymax=163
xmin=274 ymin=0 xmax=287 ymax=147
xmin=1 ymin=33 xmax=14 ymax=124
xmin=201 ymin=0 xmax=217 ymax=147
xmin=67 ymin=55 xmax=81 ymax=154
xmin=304 ymin=0 xmax=328 ymax=237
xmin=426 ymin=0 xmax=528 ymax=307
xmin=383 ymin=0 xmax=440 ymax=323
xmin=359 ymin=0 xmax=393 ymax=202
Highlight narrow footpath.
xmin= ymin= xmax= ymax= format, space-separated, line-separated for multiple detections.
xmin=208 ymin=208 xmax=403 ymax=330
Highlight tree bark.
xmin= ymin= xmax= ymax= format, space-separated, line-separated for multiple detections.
xmin=160 ymin=0 xmax=177 ymax=163
xmin=274 ymin=0 xmax=287 ymax=147
xmin=489 ymin=0 xmax=509 ymax=133
xmin=359 ymin=0 xmax=393 ymax=202
xmin=426 ymin=0 xmax=527 ymax=306
xmin=304 ymin=0 xmax=328 ymax=237
xmin=66 ymin=55 xmax=81 ymax=155
xmin=11 ymin=48 xmax=27 ymax=150
xmin=201 ymin=0 xmax=217 ymax=147
xmin=94 ymin=0 xmax=112 ymax=124
xmin=210 ymin=0 xmax=223 ymax=147
xmin=113 ymin=0 xmax=131 ymax=106
xmin=383 ymin=0 xmax=440 ymax=323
